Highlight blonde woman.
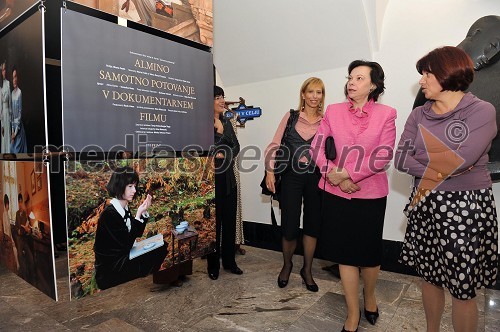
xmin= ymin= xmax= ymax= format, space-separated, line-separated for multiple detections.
xmin=265 ymin=77 xmax=325 ymax=292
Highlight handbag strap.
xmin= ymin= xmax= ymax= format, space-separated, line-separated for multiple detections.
xmin=269 ymin=110 xmax=299 ymax=228
xmin=281 ymin=109 xmax=299 ymax=145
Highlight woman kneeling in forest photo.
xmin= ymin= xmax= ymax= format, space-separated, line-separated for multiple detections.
xmin=93 ymin=166 xmax=167 ymax=290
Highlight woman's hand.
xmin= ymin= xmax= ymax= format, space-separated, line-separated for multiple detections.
xmin=327 ymin=167 xmax=350 ymax=186
xmin=265 ymin=171 xmax=276 ymax=194
xmin=136 ymin=194 xmax=152 ymax=219
xmin=339 ymin=179 xmax=360 ymax=194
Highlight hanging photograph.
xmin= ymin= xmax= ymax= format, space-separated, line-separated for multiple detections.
xmin=0 ymin=0 xmax=39 ymax=33
xmin=62 ymin=9 xmax=213 ymax=154
xmin=0 ymin=160 xmax=57 ymax=300
xmin=0 ymin=10 xmax=46 ymax=157
xmin=72 ymin=0 xmax=213 ymax=47
xmin=65 ymin=157 xmax=215 ymax=299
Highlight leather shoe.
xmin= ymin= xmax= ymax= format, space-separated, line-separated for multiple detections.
xmin=364 ymin=307 xmax=379 ymax=325
xmin=341 ymin=311 xmax=360 ymax=332
xmin=277 ymin=277 xmax=288 ymax=288
xmin=225 ymin=266 xmax=243 ymax=275
xmin=341 ymin=327 xmax=357 ymax=332
xmin=277 ymin=263 xmax=293 ymax=288
xmin=208 ymin=270 xmax=219 ymax=280
xmin=299 ymin=268 xmax=318 ymax=292
xmin=363 ymin=287 xmax=379 ymax=325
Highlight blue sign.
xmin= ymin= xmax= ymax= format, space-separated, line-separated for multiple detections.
xmin=224 ymin=104 xmax=262 ymax=124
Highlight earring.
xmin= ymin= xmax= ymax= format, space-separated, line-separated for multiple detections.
xmin=318 ymin=103 xmax=322 ymax=110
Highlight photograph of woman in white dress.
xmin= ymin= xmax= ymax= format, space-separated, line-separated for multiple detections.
xmin=10 ymin=66 xmax=26 ymax=153
xmin=0 ymin=61 xmax=11 ymax=153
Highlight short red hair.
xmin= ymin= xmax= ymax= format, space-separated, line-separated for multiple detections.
xmin=416 ymin=46 xmax=474 ymax=91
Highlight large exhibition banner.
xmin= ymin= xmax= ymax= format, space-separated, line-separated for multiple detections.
xmin=0 ymin=160 xmax=57 ymax=300
xmin=62 ymin=9 xmax=213 ymax=154
xmin=72 ymin=0 xmax=213 ymax=47
xmin=0 ymin=10 xmax=46 ymax=157
xmin=65 ymin=158 xmax=216 ymax=299
xmin=0 ymin=0 xmax=39 ymax=33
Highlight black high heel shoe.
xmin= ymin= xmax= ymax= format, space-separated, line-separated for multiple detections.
xmin=363 ymin=288 xmax=379 ymax=325
xmin=277 ymin=263 xmax=293 ymax=288
xmin=341 ymin=311 xmax=360 ymax=332
xmin=299 ymin=268 xmax=318 ymax=292
xmin=363 ymin=307 xmax=379 ymax=325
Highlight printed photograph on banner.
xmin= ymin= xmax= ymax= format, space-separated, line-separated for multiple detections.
xmin=62 ymin=9 xmax=213 ymax=153
xmin=0 ymin=11 xmax=45 ymax=156
xmin=0 ymin=0 xmax=39 ymax=33
xmin=72 ymin=0 xmax=213 ymax=47
xmin=65 ymin=157 xmax=215 ymax=299
xmin=0 ymin=160 xmax=56 ymax=300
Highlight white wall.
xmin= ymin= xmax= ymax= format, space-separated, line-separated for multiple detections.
xmin=219 ymin=0 xmax=500 ymax=243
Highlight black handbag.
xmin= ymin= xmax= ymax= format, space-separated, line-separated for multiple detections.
xmin=260 ymin=109 xmax=298 ymax=201
xmin=325 ymin=136 xmax=336 ymax=161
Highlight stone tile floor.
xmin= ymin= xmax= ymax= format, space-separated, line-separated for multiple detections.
xmin=0 ymin=246 xmax=498 ymax=331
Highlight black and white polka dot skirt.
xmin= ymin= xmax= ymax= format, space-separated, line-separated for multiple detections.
xmin=400 ymin=187 xmax=498 ymax=300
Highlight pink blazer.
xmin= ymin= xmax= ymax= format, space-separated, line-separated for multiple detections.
xmin=310 ymin=100 xmax=397 ymax=199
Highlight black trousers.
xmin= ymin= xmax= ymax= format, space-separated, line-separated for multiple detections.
xmin=207 ymin=171 xmax=237 ymax=272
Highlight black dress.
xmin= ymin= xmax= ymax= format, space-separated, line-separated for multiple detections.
xmin=94 ymin=202 xmax=167 ymax=290
xmin=207 ymin=115 xmax=240 ymax=272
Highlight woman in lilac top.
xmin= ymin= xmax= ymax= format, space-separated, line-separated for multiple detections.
xmin=395 ymin=46 xmax=498 ymax=332
xmin=311 ymin=61 xmax=396 ymax=332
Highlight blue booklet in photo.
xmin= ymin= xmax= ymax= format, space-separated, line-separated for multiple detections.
xmin=129 ymin=234 xmax=164 ymax=260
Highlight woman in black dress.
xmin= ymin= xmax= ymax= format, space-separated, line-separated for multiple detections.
xmin=207 ymin=85 xmax=243 ymax=280
xmin=93 ymin=166 xmax=167 ymax=290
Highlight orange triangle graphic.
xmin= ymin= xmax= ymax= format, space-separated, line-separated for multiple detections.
xmin=410 ymin=125 xmax=465 ymax=208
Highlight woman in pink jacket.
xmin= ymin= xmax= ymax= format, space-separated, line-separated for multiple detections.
xmin=311 ymin=60 xmax=396 ymax=332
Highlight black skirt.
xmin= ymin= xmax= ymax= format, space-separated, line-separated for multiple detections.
xmin=318 ymin=192 xmax=387 ymax=267
xmin=279 ymin=168 xmax=321 ymax=240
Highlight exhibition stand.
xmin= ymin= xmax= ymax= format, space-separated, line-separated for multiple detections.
xmin=0 ymin=0 xmax=215 ymax=300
